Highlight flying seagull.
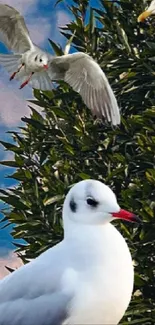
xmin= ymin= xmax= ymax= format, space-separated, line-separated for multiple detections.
xmin=138 ymin=0 xmax=155 ymax=22
xmin=0 ymin=179 xmax=141 ymax=325
xmin=0 ymin=4 xmax=120 ymax=125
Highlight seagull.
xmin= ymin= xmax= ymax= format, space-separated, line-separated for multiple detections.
xmin=0 ymin=4 xmax=120 ymax=125
xmin=0 ymin=179 xmax=141 ymax=325
xmin=138 ymin=0 xmax=155 ymax=22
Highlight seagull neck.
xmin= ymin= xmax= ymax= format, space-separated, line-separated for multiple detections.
xmin=63 ymin=221 xmax=128 ymax=268
xmin=63 ymin=220 xmax=111 ymax=247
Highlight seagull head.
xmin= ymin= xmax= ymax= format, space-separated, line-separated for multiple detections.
xmin=34 ymin=53 xmax=49 ymax=70
xmin=63 ymin=179 xmax=141 ymax=226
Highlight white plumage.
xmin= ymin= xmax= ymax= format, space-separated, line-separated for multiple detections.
xmin=0 ymin=179 xmax=141 ymax=325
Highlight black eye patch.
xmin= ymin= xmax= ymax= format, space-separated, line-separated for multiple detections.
xmin=40 ymin=58 xmax=43 ymax=62
xmin=86 ymin=197 xmax=98 ymax=207
xmin=70 ymin=198 xmax=77 ymax=213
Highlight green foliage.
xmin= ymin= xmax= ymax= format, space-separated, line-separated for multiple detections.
xmin=0 ymin=0 xmax=155 ymax=323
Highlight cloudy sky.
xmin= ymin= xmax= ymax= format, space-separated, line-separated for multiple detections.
xmin=0 ymin=0 xmax=98 ymax=277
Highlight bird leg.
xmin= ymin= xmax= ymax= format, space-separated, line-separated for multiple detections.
xmin=10 ymin=63 xmax=25 ymax=81
xmin=19 ymin=72 xmax=34 ymax=89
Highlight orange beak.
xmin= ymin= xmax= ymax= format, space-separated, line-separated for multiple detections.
xmin=137 ymin=10 xmax=153 ymax=22
xmin=44 ymin=64 xmax=48 ymax=69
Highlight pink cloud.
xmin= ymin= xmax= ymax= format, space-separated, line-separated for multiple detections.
xmin=0 ymin=80 xmax=42 ymax=127
xmin=56 ymin=10 xmax=72 ymax=27
xmin=0 ymin=251 xmax=23 ymax=280
xmin=0 ymin=80 xmax=31 ymax=127
xmin=0 ymin=0 xmax=37 ymax=15
xmin=1 ymin=151 xmax=14 ymax=161
xmin=0 ymin=151 xmax=15 ymax=172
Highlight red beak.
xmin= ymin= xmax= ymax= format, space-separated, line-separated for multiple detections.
xmin=44 ymin=64 xmax=48 ymax=69
xmin=112 ymin=209 xmax=141 ymax=223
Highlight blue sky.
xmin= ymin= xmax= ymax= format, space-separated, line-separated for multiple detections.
xmin=0 ymin=0 xmax=100 ymax=266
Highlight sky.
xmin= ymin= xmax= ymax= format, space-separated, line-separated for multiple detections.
xmin=0 ymin=0 xmax=99 ymax=277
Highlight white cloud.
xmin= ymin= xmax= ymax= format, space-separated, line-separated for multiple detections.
xmin=52 ymin=10 xmax=72 ymax=44
xmin=27 ymin=18 xmax=51 ymax=45
xmin=56 ymin=10 xmax=72 ymax=27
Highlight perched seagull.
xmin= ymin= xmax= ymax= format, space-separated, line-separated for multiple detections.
xmin=138 ymin=0 xmax=155 ymax=22
xmin=0 ymin=179 xmax=141 ymax=325
xmin=0 ymin=4 xmax=120 ymax=125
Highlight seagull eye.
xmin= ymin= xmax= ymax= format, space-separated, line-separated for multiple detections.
xmin=40 ymin=58 xmax=43 ymax=62
xmin=70 ymin=198 xmax=77 ymax=212
xmin=34 ymin=55 xmax=38 ymax=61
xmin=86 ymin=197 xmax=98 ymax=207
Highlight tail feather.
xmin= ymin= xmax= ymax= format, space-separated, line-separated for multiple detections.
xmin=0 ymin=53 xmax=22 ymax=74
xmin=29 ymin=71 xmax=53 ymax=91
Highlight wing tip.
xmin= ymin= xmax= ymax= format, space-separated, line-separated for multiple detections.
xmin=111 ymin=114 xmax=121 ymax=126
xmin=92 ymin=110 xmax=121 ymax=126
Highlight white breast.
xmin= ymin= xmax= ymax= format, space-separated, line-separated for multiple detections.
xmin=63 ymin=224 xmax=134 ymax=325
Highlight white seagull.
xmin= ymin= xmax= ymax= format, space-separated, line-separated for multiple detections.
xmin=0 ymin=179 xmax=141 ymax=325
xmin=0 ymin=4 xmax=120 ymax=125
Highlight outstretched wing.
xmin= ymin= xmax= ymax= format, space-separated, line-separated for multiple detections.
xmin=48 ymin=52 xmax=120 ymax=125
xmin=0 ymin=53 xmax=22 ymax=74
xmin=0 ymin=4 xmax=33 ymax=53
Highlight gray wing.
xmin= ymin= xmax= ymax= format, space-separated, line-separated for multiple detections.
xmin=48 ymin=52 xmax=120 ymax=125
xmin=0 ymin=4 xmax=33 ymax=53
xmin=0 ymin=245 xmax=72 ymax=325
xmin=29 ymin=71 xmax=53 ymax=91
xmin=0 ymin=292 xmax=70 ymax=325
